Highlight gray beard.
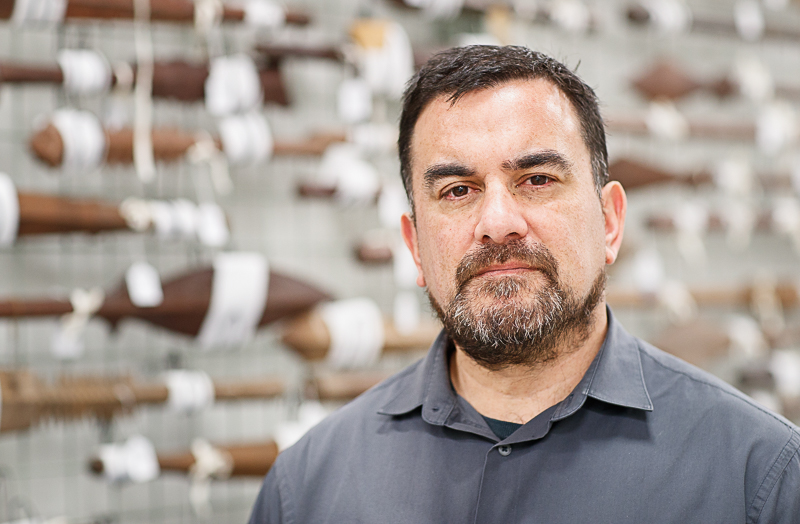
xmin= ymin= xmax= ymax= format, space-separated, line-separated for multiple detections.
xmin=428 ymin=241 xmax=606 ymax=370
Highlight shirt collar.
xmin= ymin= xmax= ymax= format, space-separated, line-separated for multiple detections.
xmin=377 ymin=307 xmax=653 ymax=421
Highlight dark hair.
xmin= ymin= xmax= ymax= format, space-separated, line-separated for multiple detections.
xmin=398 ymin=45 xmax=608 ymax=214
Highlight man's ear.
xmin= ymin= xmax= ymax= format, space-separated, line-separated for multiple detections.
xmin=601 ymin=181 xmax=627 ymax=265
xmin=400 ymin=212 xmax=426 ymax=287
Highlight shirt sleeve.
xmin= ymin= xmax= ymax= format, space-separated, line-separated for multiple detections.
xmin=248 ymin=467 xmax=285 ymax=524
xmin=753 ymin=438 xmax=800 ymax=524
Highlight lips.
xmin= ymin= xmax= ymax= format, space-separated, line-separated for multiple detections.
xmin=475 ymin=263 xmax=536 ymax=278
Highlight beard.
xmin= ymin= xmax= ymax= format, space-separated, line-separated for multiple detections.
xmin=428 ymin=240 xmax=606 ymax=370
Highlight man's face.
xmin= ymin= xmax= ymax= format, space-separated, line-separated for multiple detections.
xmin=401 ymin=78 xmax=623 ymax=368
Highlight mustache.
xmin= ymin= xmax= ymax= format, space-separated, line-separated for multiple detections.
xmin=455 ymin=240 xmax=560 ymax=291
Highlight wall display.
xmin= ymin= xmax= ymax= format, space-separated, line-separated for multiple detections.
xmin=0 ymin=0 xmax=798 ymax=521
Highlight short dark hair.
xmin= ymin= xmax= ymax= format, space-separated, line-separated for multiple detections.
xmin=398 ymin=45 xmax=608 ymax=214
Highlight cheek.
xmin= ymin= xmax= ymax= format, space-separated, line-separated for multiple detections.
xmin=536 ymin=201 xmax=606 ymax=277
xmin=416 ymin=219 xmax=469 ymax=296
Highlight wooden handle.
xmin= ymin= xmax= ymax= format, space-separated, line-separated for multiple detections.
xmin=157 ymin=441 xmax=280 ymax=477
xmin=281 ymin=308 xmax=439 ymax=361
xmin=89 ymin=440 xmax=280 ymax=477
xmin=355 ymin=242 xmax=394 ymax=264
xmin=297 ymin=181 xmax=338 ymax=199
xmin=272 ymin=131 xmax=347 ymax=156
xmin=605 ymin=115 xmax=756 ymax=142
xmin=645 ymin=211 xmax=773 ymax=232
xmin=310 ymin=371 xmax=391 ymax=401
xmin=0 ymin=299 xmax=73 ymax=318
xmin=0 ymin=368 xmax=384 ymax=433
xmin=16 ymin=192 xmax=129 ymax=236
xmin=0 ymin=62 xmax=63 ymax=84
xmin=30 ymin=124 xmax=346 ymax=167
xmin=0 ymin=0 xmax=312 ymax=26
xmin=631 ymin=60 xmax=703 ymax=101
xmin=256 ymin=44 xmax=344 ymax=63
xmin=606 ymin=283 xmax=799 ymax=309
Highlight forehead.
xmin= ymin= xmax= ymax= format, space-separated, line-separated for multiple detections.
xmin=409 ymin=78 xmax=587 ymax=178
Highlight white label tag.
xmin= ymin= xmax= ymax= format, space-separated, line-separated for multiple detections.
xmin=126 ymin=262 xmax=164 ymax=308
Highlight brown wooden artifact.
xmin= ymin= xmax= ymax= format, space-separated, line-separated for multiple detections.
xmin=89 ymin=440 xmax=280 ymax=478
xmin=281 ymin=306 xmax=440 ymax=361
xmin=29 ymin=122 xmax=346 ymax=167
xmin=0 ymin=59 xmax=288 ymax=105
xmin=631 ymin=59 xmax=800 ymax=102
xmin=0 ymin=0 xmax=310 ymax=25
xmin=0 ymin=368 xmax=388 ymax=433
xmin=0 ymin=264 xmax=331 ymax=337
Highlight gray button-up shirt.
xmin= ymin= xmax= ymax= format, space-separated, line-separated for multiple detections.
xmin=249 ymin=309 xmax=800 ymax=523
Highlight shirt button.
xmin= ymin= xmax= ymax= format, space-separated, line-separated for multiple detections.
xmin=498 ymin=445 xmax=512 ymax=456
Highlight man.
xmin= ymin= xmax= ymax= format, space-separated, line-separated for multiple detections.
xmin=249 ymin=46 xmax=800 ymax=523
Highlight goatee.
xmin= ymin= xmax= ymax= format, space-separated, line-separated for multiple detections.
xmin=428 ymin=240 xmax=606 ymax=370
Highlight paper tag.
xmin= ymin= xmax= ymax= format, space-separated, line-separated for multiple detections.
xmin=734 ymin=0 xmax=764 ymax=41
xmin=756 ymin=102 xmax=797 ymax=156
xmin=641 ymin=0 xmax=692 ymax=33
xmin=218 ymin=112 xmax=273 ymax=166
xmin=0 ymin=173 xmax=20 ymax=247
xmin=712 ymin=157 xmax=752 ymax=197
xmin=726 ymin=315 xmax=767 ymax=359
xmin=393 ymin=291 xmax=421 ymax=334
xmin=57 ymin=49 xmax=112 ymax=97
xmin=733 ymin=52 xmax=774 ymax=102
xmin=318 ymin=144 xmax=380 ymax=204
xmin=196 ymin=203 xmax=230 ymax=247
xmin=99 ymin=435 xmax=160 ymax=483
xmin=196 ymin=252 xmax=269 ymax=348
xmin=646 ymin=101 xmax=689 ymax=141
xmin=337 ymin=78 xmax=373 ymax=124
xmin=321 ymin=298 xmax=385 ymax=369
xmin=165 ymin=370 xmax=215 ymax=414
xmin=550 ymin=0 xmax=591 ymax=33
xmin=274 ymin=401 xmax=329 ymax=451
xmin=378 ymin=183 xmax=410 ymax=230
xmin=243 ymin=0 xmax=286 ymax=28
xmin=354 ymin=21 xmax=414 ymax=100
xmin=393 ymin=241 xmax=420 ymax=289
xmin=51 ymin=109 xmax=107 ymax=171
xmin=407 ymin=0 xmax=465 ymax=19
xmin=205 ymin=54 xmax=263 ymax=116
xmin=125 ymin=262 xmax=164 ymax=308
xmin=349 ymin=122 xmax=397 ymax=155
xmin=632 ymin=247 xmax=665 ymax=294
xmin=770 ymin=350 xmax=800 ymax=398
xmin=11 ymin=0 xmax=67 ymax=24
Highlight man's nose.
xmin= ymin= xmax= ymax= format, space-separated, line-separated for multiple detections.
xmin=474 ymin=184 xmax=529 ymax=244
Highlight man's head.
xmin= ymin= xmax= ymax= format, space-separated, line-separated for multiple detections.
xmin=398 ymin=45 xmax=626 ymax=369
xmin=399 ymin=45 xmax=609 ymax=214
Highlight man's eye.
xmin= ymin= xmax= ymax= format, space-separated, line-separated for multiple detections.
xmin=526 ymin=175 xmax=551 ymax=186
xmin=445 ymin=185 xmax=470 ymax=198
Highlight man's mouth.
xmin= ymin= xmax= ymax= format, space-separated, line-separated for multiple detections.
xmin=474 ymin=263 xmax=537 ymax=278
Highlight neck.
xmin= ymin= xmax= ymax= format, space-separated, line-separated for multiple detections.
xmin=449 ymin=304 xmax=608 ymax=424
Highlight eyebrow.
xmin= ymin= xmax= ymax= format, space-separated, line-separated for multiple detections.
xmin=501 ymin=150 xmax=574 ymax=176
xmin=422 ymin=163 xmax=477 ymax=191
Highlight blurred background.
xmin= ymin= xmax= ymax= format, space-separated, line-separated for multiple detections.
xmin=0 ymin=0 xmax=798 ymax=522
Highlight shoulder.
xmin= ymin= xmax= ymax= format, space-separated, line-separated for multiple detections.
xmin=638 ymin=337 xmax=798 ymax=433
